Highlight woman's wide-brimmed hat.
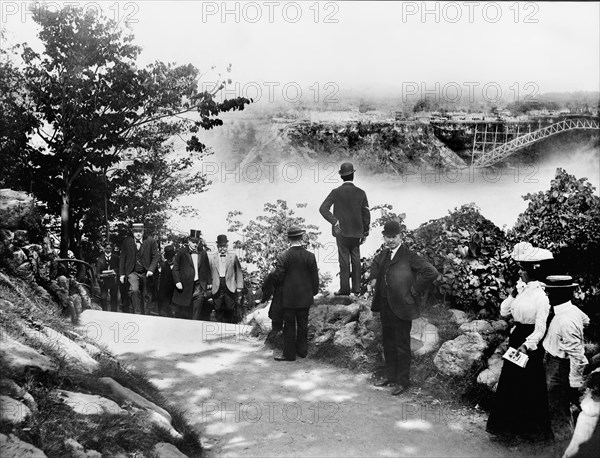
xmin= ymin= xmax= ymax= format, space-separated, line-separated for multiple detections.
xmin=510 ymin=242 xmax=553 ymax=262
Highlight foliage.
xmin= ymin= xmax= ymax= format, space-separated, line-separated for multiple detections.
xmin=227 ymin=200 xmax=328 ymax=294
xmin=7 ymin=6 xmax=250 ymax=257
xmin=411 ymin=203 xmax=511 ymax=314
xmin=510 ymin=168 xmax=600 ymax=332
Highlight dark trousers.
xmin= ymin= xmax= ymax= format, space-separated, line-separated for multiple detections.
xmin=381 ymin=301 xmax=412 ymax=386
xmin=545 ymin=353 xmax=573 ymax=440
xmin=336 ymin=236 xmax=361 ymax=294
xmin=282 ymin=307 xmax=309 ymax=361
xmin=192 ymin=281 xmax=212 ymax=320
xmin=100 ymin=279 xmax=118 ymax=312
xmin=120 ymin=279 xmax=130 ymax=313
xmin=214 ymin=278 xmax=236 ymax=323
xmin=127 ymin=272 xmax=148 ymax=315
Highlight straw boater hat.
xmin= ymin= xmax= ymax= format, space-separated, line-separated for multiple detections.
xmin=510 ymin=242 xmax=553 ymax=262
xmin=132 ymin=223 xmax=145 ymax=232
xmin=544 ymin=275 xmax=579 ymax=289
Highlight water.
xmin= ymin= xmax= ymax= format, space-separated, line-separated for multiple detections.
xmin=172 ymin=142 xmax=599 ymax=291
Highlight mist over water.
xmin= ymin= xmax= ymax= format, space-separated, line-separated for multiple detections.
xmin=172 ymin=133 xmax=599 ymax=291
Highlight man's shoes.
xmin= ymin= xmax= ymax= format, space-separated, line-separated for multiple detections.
xmin=297 ymin=352 xmax=307 ymax=358
xmin=334 ymin=291 xmax=350 ymax=296
xmin=374 ymin=379 xmax=393 ymax=387
xmin=274 ymin=356 xmax=296 ymax=362
xmin=391 ymin=385 xmax=410 ymax=396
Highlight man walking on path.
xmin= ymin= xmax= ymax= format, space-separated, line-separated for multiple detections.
xmin=319 ymin=162 xmax=370 ymax=296
xmin=119 ymin=223 xmax=159 ymax=315
xmin=172 ymin=230 xmax=212 ymax=320
xmin=208 ymin=234 xmax=244 ymax=323
xmin=369 ymin=220 xmax=438 ymax=395
xmin=272 ymin=226 xmax=319 ymax=362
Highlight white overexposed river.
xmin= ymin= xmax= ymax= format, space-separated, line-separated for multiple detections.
xmin=172 ymin=143 xmax=599 ymax=291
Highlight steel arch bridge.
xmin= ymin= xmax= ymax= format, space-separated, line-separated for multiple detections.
xmin=472 ymin=117 xmax=599 ymax=167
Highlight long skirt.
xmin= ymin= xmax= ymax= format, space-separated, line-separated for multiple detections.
xmin=486 ymin=323 xmax=553 ymax=440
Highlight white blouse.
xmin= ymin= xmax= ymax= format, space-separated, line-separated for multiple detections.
xmin=500 ymin=280 xmax=550 ymax=351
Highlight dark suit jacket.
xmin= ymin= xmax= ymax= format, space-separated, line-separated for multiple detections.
xmin=261 ymin=270 xmax=284 ymax=322
xmin=319 ymin=182 xmax=371 ymax=238
xmin=273 ymin=246 xmax=319 ymax=309
xmin=171 ymin=248 xmax=211 ymax=307
xmin=119 ymin=236 xmax=159 ymax=277
xmin=157 ymin=261 xmax=176 ymax=307
xmin=370 ymin=244 xmax=438 ymax=321
xmin=96 ymin=254 xmax=119 ymax=287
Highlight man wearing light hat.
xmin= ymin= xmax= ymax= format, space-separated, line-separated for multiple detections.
xmin=319 ymin=162 xmax=370 ymax=296
xmin=543 ymin=275 xmax=590 ymax=440
xmin=119 ymin=222 xmax=159 ymax=315
xmin=272 ymin=226 xmax=319 ymax=361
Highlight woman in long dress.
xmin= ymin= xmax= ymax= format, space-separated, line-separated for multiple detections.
xmin=486 ymin=242 xmax=554 ymax=441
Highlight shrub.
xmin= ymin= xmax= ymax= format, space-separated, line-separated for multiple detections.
xmin=510 ymin=168 xmax=600 ymax=338
xmin=411 ymin=203 xmax=512 ymax=314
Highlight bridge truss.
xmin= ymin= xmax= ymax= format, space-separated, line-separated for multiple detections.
xmin=472 ymin=118 xmax=599 ymax=167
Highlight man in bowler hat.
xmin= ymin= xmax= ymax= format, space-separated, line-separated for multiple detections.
xmin=272 ymin=226 xmax=319 ymax=361
xmin=157 ymin=245 xmax=176 ymax=317
xmin=319 ymin=162 xmax=370 ymax=295
xmin=119 ymin=223 xmax=159 ymax=315
xmin=543 ymin=275 xmax=590 ymax=440
xmin=370 ymin=220 xmax=438 ymax=395
xmin=172 ymin=230 xmax=212 ymax=320
xmin=208 ymin=234 xmax=244 ymax=323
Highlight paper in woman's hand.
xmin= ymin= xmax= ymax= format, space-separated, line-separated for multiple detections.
xmin=502 ymin=347 xmax=529 ymax=368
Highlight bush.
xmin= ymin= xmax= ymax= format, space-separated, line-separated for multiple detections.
xmin=411 ymin=203 xmax=512 ymax=314
xmin=510 ymin=168 xmax=600 ymax=338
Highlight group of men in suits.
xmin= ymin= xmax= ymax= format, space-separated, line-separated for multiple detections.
xmin=96 ymin=224 xmax=245 ymax=323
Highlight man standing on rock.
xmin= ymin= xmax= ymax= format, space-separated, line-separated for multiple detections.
xmin=369 ymin=220 xmax=438 ymax=395
xmin=319 ymin=162 xmax=370 ymax=296
xmin=119 ymin=222 xmax=159 ymax=315
xmin=272 ymin=226 xmax=319 ymax=361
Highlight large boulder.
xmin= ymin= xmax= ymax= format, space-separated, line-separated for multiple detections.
xmin=0 ymin=332 xmax=57 ymax=376
xmin=152 ymin=442 xmax=188 ymax=458
xmin=21 ymin=325 xmax=99 ymax=374
xmin=0 ymin=433 xmax=46 ymax=458
xmin=99 ymin=377 xmax=172 ymax=423
xmin=434 ymin=332 xmax=488 ymax=377
xmin=410 ymin=317 xmax=440 ymax=356
xmin=52 ymin=390 xmax=125 ymax=416
xmin=477 ymin=337 xmax=510 ymax=391
xmin=0 ymin=396 xmax=32 ymax=425
xmin=459 ymin=319 xmax=494 ymax=336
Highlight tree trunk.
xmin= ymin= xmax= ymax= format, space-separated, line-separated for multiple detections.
xmin=60 ymin=190 xmax=70 ymax=258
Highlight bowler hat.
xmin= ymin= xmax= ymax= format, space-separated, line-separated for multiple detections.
xmin=216 ymin=234 xmax=229 ymax=245
xmin=287 ymin=226 xmax=305 ymax=238
xmin=132 ymin=223 xmax=145 ymax=232
xmin=164 ymin=245 xmax=175 ymax=259
xmin=339 ymin=162 xmax=355 ymax=176
xmin=189 ymin=229 xmax=202 ymax=242
xmin=382 ymin=220 xmax=401 ymax=237
xmin=510 ymin=242 xmax=553 ymax=262
xmin=544 ymin=275 xmax=578 ymax=289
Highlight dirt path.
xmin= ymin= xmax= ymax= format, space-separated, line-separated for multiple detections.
xmin=79 ymin=310 xmax=566 ymax=457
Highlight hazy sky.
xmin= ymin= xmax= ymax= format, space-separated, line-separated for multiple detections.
xmin=2 ymin=1 xmax=599 ymax=103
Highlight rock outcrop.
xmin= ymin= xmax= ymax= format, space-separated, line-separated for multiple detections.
xmin=433 ymin=332 xmax=489 ymax=377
